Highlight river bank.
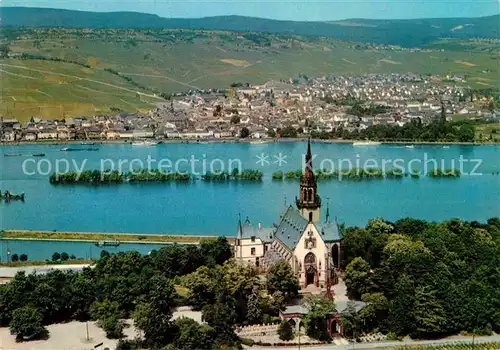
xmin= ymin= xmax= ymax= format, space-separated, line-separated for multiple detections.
xmin=1 ymin=137 xmax=499 ymax=146
xmin=1 ymin=230 xmax=231 ymax=245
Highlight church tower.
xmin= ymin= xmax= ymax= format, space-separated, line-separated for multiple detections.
xmin=296 ymin=139 xmax=321 ymax=222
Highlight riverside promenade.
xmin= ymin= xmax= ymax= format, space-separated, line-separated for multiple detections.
xmin=0 ymin=230 xmax=234 ymax=245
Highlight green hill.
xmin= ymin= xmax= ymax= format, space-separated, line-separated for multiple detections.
xmin=1 ymin=27 xmax=498 ymax=120
xmin=1 ymin=7 xmax=499 ymax=47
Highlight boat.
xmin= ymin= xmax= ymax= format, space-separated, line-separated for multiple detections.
xmin=352 ymin=141 xmax=381 ymax=146
xmin=95 ymin=239 xmax=120 ymax=247
xmin=61 ymin=147 xmax=99 ymax=152
xmin=443 ymin=146 xmax=450 ymax=149
xmin=32 ymin=153 xmax=45 ymax=157
xmin=132 ymin=141 xmax=158 ymax=146
xmin=405 ymin=145 xmax=415 ymax=149
xmin=81 ymin=142 xmax=95 ymax=145
xmin=4 ymin=154 xmax=23 ymax=157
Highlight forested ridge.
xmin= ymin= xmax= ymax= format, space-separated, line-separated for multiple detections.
xmin=2 ymin=7 xmax=498 ymax=47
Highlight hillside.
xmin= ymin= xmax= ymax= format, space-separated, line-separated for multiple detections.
xmin=1 ymin=27 xmax=498 ymax=120
xmin=1 ymin=7 xmax=499 ymax=47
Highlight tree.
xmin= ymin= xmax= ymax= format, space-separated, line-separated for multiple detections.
xmin=278 ymin=320 xmax=294 ymax=341
xmin=90 ymin=300 xmax=121 ymax=321
xmin=340 ymin=301 xmax=362 ymax=339
xmin=246 ymin=287 xmax=263 ymax=324
xmin=132 ymin=275 xmax=176 ymax=347
xmin=303 ymin=295 xmax=336 ymax=341
xmin=411 ymin=286 xmax=447 ymax=339
xmin=19 ymin=254 xmax=28 ymax=262
xmin=173 ymin=317 xmax=215 ymax=350
xmin=11 ymin=254 xmax=19 ymax=262
xmin=60 ymin=252 xmax=69 ymax=261
xmin=51 ymin=252 xmax=61 ymax=261
xmin=230 ymin=115 xmax=240 ymax=124
xmin=181 ymin=266 xmax=218 ymax=310
xmin=100 ymin=314 xmax=124 ymax=339
xmin=359 ymin=293 xmax=389 ymax=333
xmin=267 ymin=260 xmax=299 ymax=300
xmin=279 ymin=126 xmax=297 ymax=138
xmin=69 ymin=273 xmax=96 ymax=320
xmin=9 ymin=306 xmax=48 ymax=341
xmin=200 ymin=237 xmax=232 ymax=267
xmin=240 ymin=127 xmax=250 ymax=138
xmin=344 ymin=257 xmax=373 ymax=299
xmin=202 ymin=292 xmax=240 ymax=348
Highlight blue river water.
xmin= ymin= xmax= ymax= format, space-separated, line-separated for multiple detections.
xmin=1 ymin=141 xmax=499 ymax=260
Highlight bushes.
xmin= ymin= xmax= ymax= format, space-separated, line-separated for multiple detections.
xmin=272 ymin=171 xmax=284 ymax=180
xmin=100 ymin=315 xmax=124 ymax=339
xmin=427 ymin=168 xmax=461 ymax=177
xmin=278 ymin=321 xmax=294 ymax=341
xmin=9 ymin=306 xmax=48 ymax=341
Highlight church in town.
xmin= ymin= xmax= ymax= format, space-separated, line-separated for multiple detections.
xmin=233 ymin=140 xmax=343 ymax=289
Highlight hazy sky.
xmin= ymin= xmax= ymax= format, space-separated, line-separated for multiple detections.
xmin=3 ymin=0 xmax=499 ymax=21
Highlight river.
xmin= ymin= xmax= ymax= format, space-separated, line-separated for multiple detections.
xmin=1 ymin=141 xmax=499 ymax=260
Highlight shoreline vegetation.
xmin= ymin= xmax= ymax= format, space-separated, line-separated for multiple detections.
xmin=0 ymin=259 xmax=92 ymax=267
xmin=1 ymin=137 xmax=499 ymax=146
xmin=49 ymin=168 xmax=461 ymax=185
xmin=49 ymin=169 xmax=264 ymax=184
xmin=0 ymin=230 xmax=228 ymax=244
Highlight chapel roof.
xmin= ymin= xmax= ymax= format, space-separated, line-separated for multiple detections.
xmin=273 ymin=205 xmax=308 ymax=250
xmin=237 ymin=217 xmax=273 ymax=243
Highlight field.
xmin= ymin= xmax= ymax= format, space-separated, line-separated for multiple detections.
xmin=1 ymin=28 xmax=499 ymax=119
xmin=476 ymin=123 xmax=500 ymax=142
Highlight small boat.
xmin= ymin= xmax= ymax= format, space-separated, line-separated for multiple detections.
xmin=4 ymin=154 xmax=22 ymax=157
xmin=32 ymin=153 xmax=45 ymax=157
xmin=353 ymin=141 xmax=381 ymax=146
xmin=81 ymin=142 xmax=95 ymax=145
xmin=95 ymin=239 xmax=120 ymax=247
xmin=132 ymin=141 xmax=158 ymax=146
xmin=405 ymin=145 xmax=415 ymax=149
xmin=443 ymin=146 xmax=450 ymax=149
xmin=61 ymin=147 xmax=99 ymax=152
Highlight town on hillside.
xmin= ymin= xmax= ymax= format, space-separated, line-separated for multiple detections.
xmin=1 ymin=73 xmax=498 ymax=143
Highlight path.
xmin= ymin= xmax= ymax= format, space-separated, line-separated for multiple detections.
xmin=118 ymin=72 xmax=200 ymax=89
xmin=255 ymin=336 xmax=500 ymax=349
xmin=0 ymin=63 xmax=164 ymax=101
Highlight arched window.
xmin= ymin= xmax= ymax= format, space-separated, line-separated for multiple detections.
xmin=332 ymin=244 xmax=340 ymax=268
xmin=304 ymin=252 xmax=316 ymax=266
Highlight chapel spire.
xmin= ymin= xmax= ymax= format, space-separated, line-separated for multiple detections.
xmin=296 ymin=138 xmax=321 ymax=222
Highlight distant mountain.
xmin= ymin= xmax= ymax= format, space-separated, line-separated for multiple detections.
xmin=1 ymin=7 xmax=499 ymax=47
